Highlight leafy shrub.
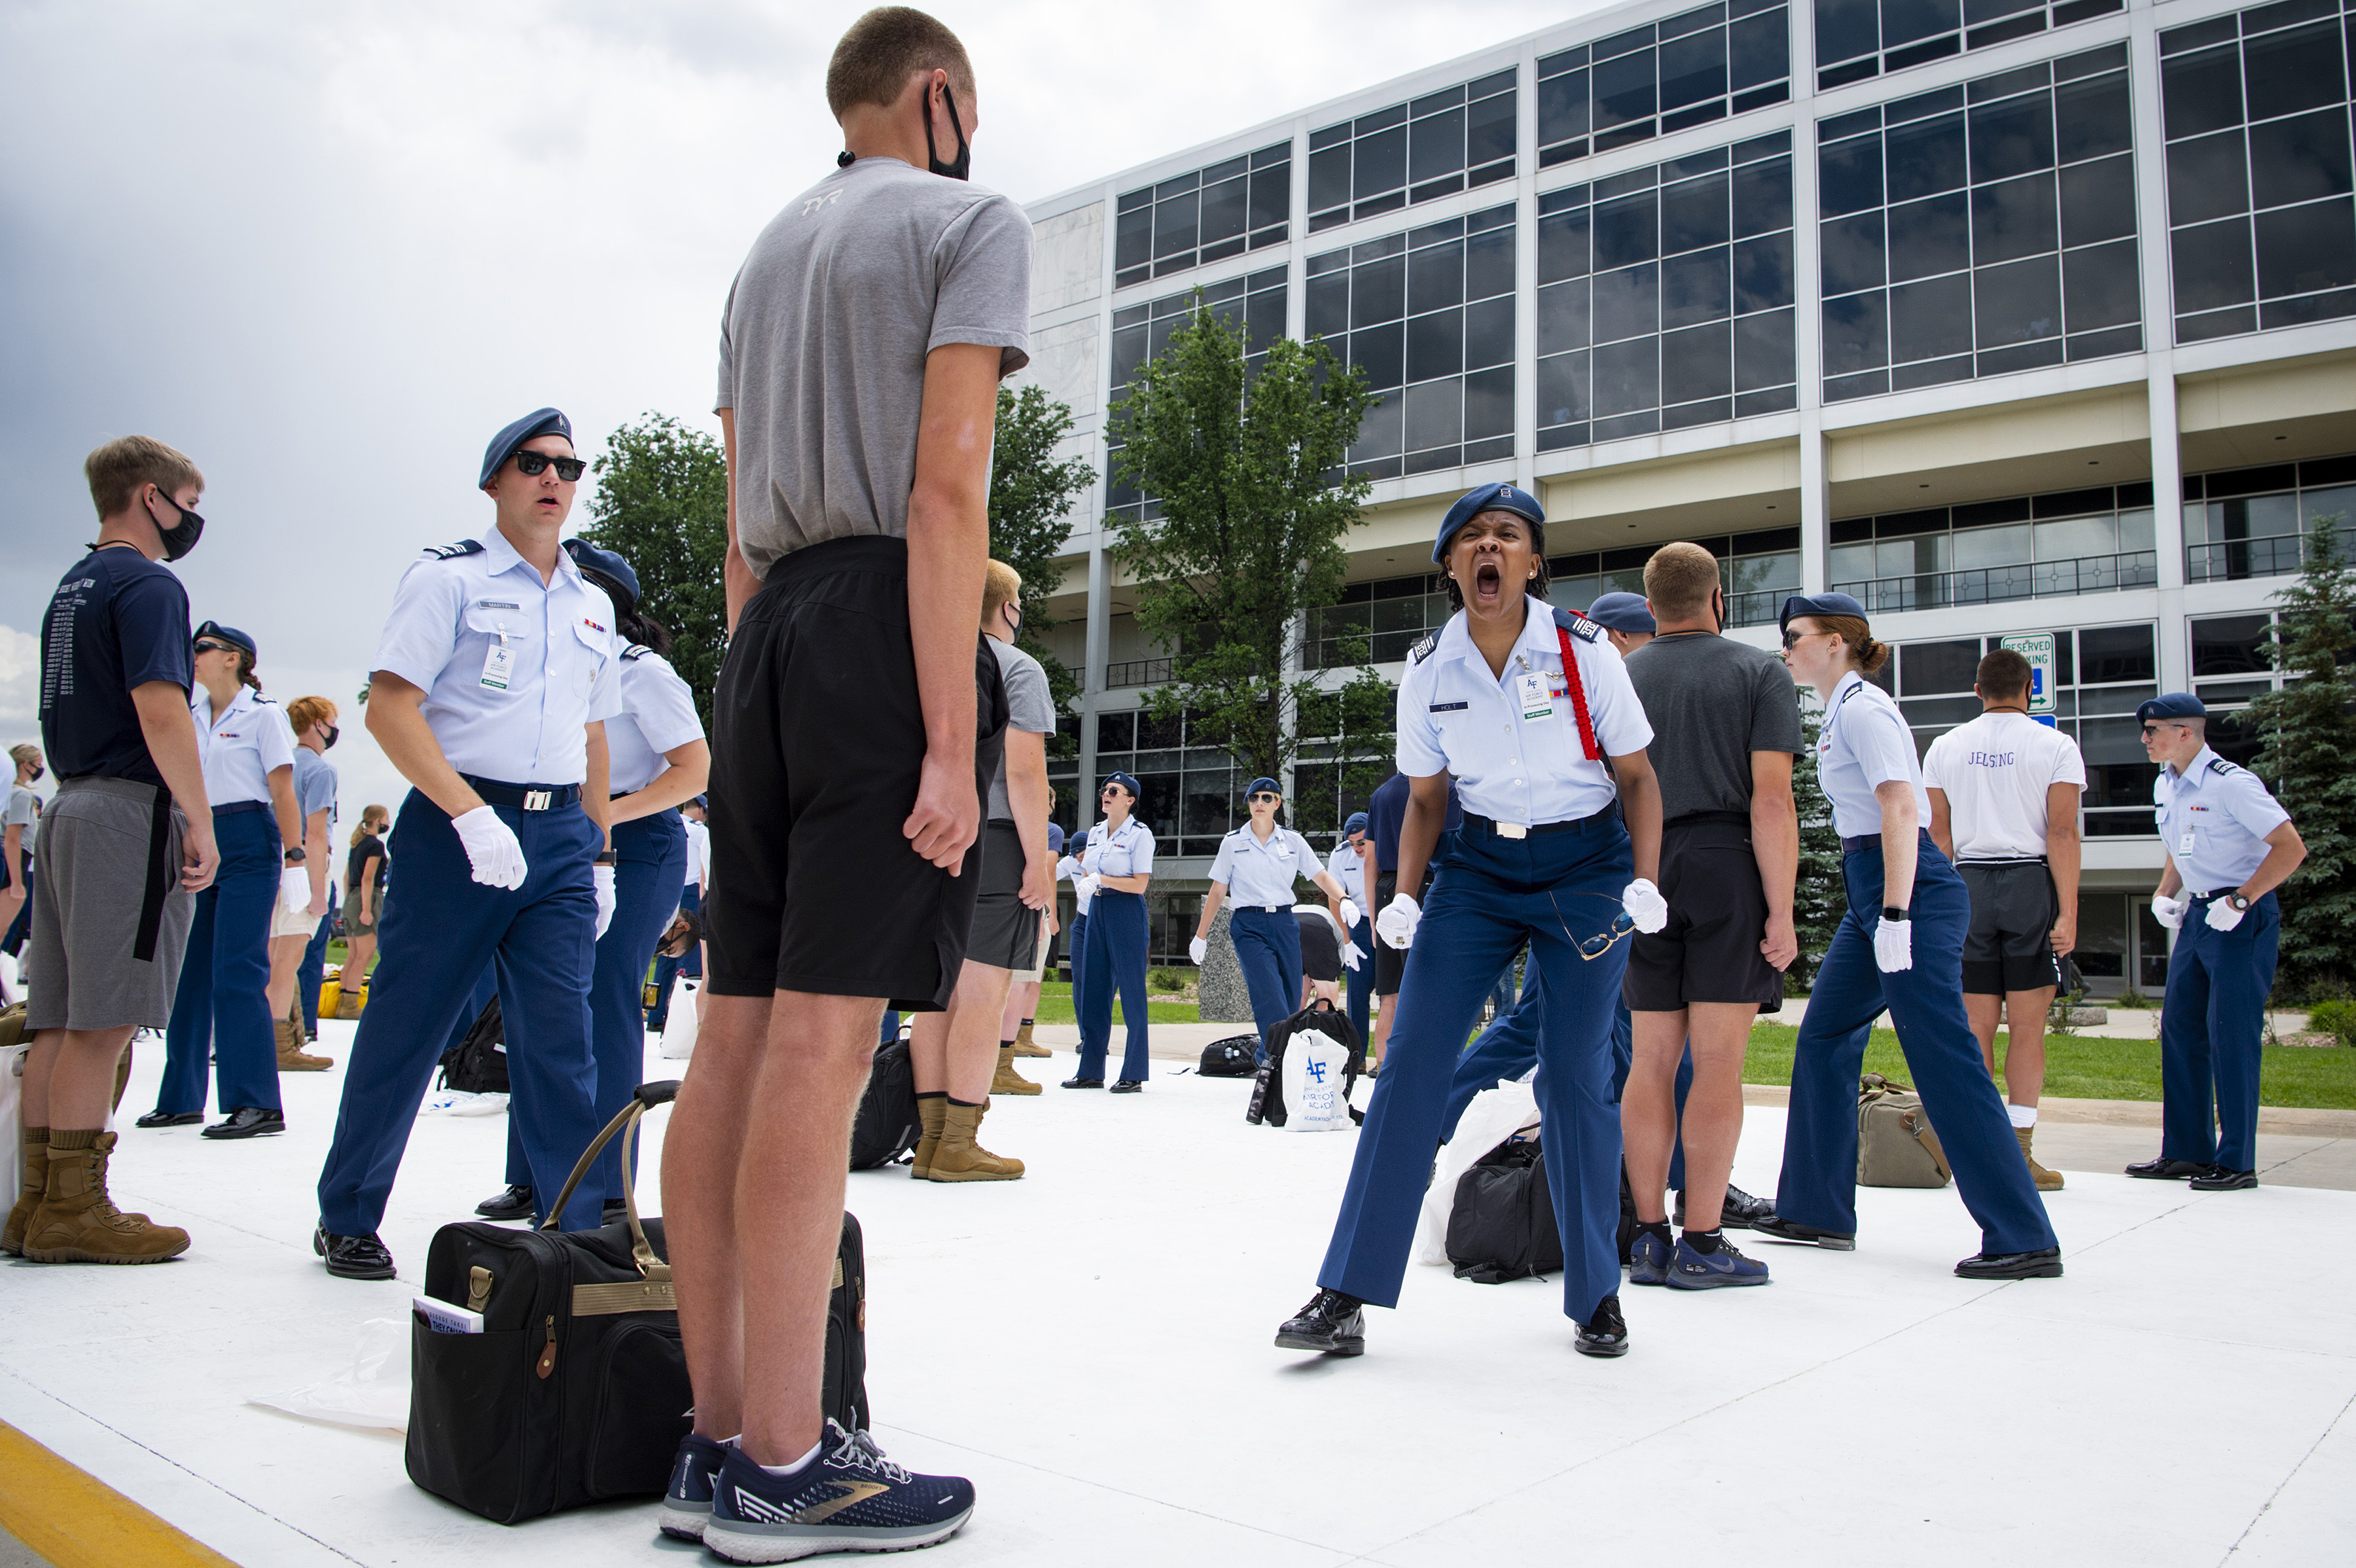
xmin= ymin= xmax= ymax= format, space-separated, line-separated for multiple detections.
xmin=2306 ymin=998 xmax=2356 ymax=1045
xmin=1148 ymin=967 xmax=1188 ymax=993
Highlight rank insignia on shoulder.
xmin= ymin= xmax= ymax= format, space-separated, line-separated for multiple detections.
xmin=1554 ymin=609 xmax=1603 ymax=643
xmin=1408 ymin=633 xmax=1437 ymax=664
xmin=621 ymin=643 xmax=650 ymax=662
xmin=423 ymin=539 xmax=484 ymax=560
xmin=2206 ymin=757 xmax=2238 ymax=775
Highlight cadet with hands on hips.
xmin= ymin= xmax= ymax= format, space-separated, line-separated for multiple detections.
xmin=1276 ymin=481 xmax=1666 ymax=1362
xmin=1188 ymin=778 xmax=1359 ymax=1066
xmin=2130 ymin=693 xmax=2304 ymax=1190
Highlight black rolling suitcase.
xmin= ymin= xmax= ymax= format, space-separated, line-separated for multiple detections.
xmin=406 ymin=1081 xmax=870 ymax=1523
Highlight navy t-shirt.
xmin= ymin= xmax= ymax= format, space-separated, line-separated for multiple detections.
xmin=1368 ymin=769 xmax=1463 ymax=873
xmin=38 ymin=547 xmax=194 ymax=787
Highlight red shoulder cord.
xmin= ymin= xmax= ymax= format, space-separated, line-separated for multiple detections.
xmin=1555 ymin=622 xmax=1601 ymax=762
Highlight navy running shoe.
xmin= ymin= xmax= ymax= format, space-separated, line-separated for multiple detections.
xmin=1627 ymin=1228 xmax=1673 ymax=1287
xmin=1666 ymin=1236 xmax=1770 ymax=1289
xmin=658 ymin=1431 xmax=728 ymax=1541
xmin=704 ymin=1421 xmax=974 ymax=1564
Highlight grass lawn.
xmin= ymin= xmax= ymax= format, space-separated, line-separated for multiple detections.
xmin=1743 ymin=1022 xmax=2356 ymax=1110
xmin=1031 ymin=980 xmax=1196 ymax=1027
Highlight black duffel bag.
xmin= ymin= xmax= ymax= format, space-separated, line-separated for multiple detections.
xmin=437 ymin=995 xmax=509 ymax=1094
xmin=850 ymin=1036 xmax=921 ymax=1170
xmin=405 ymin=1080 xmax=870 ymax=1523
xmin=1198 ymin=1035 xmax=1260 ymax=1077
xmin=1445 ymin=1135 xmax=1563 ymax=1285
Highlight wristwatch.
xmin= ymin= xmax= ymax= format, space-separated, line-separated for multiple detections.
xmin=1882 ymin=905 xmax=1908 ymax=922
xmin=2227 ymin=892 xmax=2251 ymax=912
xmin=283 ymin=847 xmax=306 ymax=864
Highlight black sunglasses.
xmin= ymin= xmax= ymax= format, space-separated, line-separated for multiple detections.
xmin=193 ymin=639 xmax=236 ymax=656
xmin=513 ymin=450 xmax=587 ymax=481
xmin=1781 ymin=628 xmax=1833 ymax=650
xmin=1249 ymin=791 xmax=1280 ymax=803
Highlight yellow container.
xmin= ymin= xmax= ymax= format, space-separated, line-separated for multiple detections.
xmin=318 ymin=978 xmax=367 ymax=1018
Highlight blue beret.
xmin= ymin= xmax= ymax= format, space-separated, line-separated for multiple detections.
xmin=1245 ymin=777 xmax=1282 ymax=797
xmin=1344 ymin=811 xmax=1369 ymax=834
xmin=1586 ymin=592 xmax=1656 ymax=633
xmin=1101 ymin=772 xmax=1141 ymax=798
xmin=691 ymin=794 xmax=709 ymax=810
xmin=1432 ymin=482 xmax=1546 ymax=564
xmin=562 ymin=538 xmax=640 ymax=606
xmin=479 ymin=407 xmax=572 ymax=489
xmin=1048 ymin=823 xmax=1066 ymax=855
xmin=2137 ymin=692 xmax=2207 ymax=722
xmin=1777 ymin=592 xmax=1870 ymax=637
xmin=194 ymin=619 xmax=257 ymax=661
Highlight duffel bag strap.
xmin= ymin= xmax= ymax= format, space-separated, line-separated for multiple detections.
xmin=541 ymin=1079 xmax=682 ymax=1284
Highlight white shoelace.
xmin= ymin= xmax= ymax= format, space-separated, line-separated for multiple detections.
xmin=829 ymin=1426 xmax=912 ymax=1485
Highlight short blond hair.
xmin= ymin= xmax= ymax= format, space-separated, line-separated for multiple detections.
xmin=9 ymin=744 xmax=39 ymax=772
xmin=827 ymin=7 xmax=973 ymax=119
xmin=86 ymin=435 xmax=203 ymax=521
xmin=1642 ymin=541 xmax=1721 ymax=618
xmin=982 ymin=559 xmax=1022 ymax=624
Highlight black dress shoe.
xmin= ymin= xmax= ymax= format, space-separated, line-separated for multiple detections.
xmin=1060 ymin=1077 xmax=1105 ymax=1090
xmin=1110 ymin=1078 xmax=1143 ymax=1094
xmin=1749 ymin=1212 xmax=1857 ymax=1250
xmin=2190 ymin=1166 xmax=2257 ymax=1191
xmin=1955 ymin=1246 xmax=2063 ymax=1279
xmin=1673 ymin=1183 xmax=1776 ymax=1231
xmin=1575 ymin=1294 xmax=1630 ymax=1358
xmin=135 ymin=1109 xmax=204 ymax=1128
xmin=202 ymin=1106 xmax=285 ymax=1139
xmin=475 ymin=1185 xmax=535 ymax=1221
xmin=2125 ymin=1156 xmax=2211 ymax=1181
xmin=313 ymin=1223 xmax=396 ymax=1278
xmin=1274 ymin=1289 xmax=1365 ymax=1355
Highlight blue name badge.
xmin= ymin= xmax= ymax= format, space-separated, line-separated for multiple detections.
xmin=1430 ymin=701 xmax=1469 ymax=712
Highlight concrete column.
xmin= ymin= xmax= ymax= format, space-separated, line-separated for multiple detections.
xmin=1789 ymin=1 xmax=1830 ymax=594
xmin=1081 ymin=544 xmax=1110 ymax=832
xmin=1514 ymin=40 xmax=1541 ymax=495
xmin=2130 ymin=3 xmax=2189 ymax=693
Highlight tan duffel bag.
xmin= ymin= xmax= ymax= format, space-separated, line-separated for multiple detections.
xmin=1857 ymin=1073 xmax=1952 ymax=1188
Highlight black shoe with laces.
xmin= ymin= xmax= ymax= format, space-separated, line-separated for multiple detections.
xmin=1274 ymin=1289 xmax=1365 ymax=1355
xmin=474 ymin=1184 xmax=535 ymax=1221
xmin=1954 ymin=1246 xmax=2063 ymax=1279
xmin=1575 ymin=1293 xmax=1630 ymax=1357
xmin=2190 ymin=1166 xmax=2257 ymax=1191
xmin=202 ymin=1106 xmax=285 ymax=1139
xmin=135 ymin=1110 xmax=203 ymax=1128
xmin=703 ymin=1421 xmax=973 ymax=1564
xmin=1060 ymin=1077 xmax=1105 ymax=1090
xmin=1676 ymin=1183 xmax=1776 ymax=1230
xmin=313 ymin=1223 xmax=396 ymax=1280
xmin=2126 ymin=1156 xmax=2210 ymax=1181
xmin=1110 ymin=1078 xmax=1143 ymax=1093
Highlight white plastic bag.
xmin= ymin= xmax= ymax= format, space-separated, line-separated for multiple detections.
xmin=247 ymin=1317 xmax=410 ymax=1433
xmin=1282 ymin=1033 xmax=1351 ymax=1131
xmin=658 ymin=978 xmax=699 ymax=1060
xmin=1412 ymin=1075 xmax=1540 ymax=1265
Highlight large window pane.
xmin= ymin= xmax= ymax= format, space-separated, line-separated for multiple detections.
xmin=1891 ymin=271 xmax=1975 ymax=361
xmin=1596 ymin=46 xmax=1660 ymax=129
xmin=1539 ymin=208 xmax=1592 ymax=283
xmin=1409 ymin=240 xmax=1465 ymax=313
xmin=1887 ymin=114 xmax=1969 ymax=203
xmin=1734 ymin=156 xmax=1795 ymax=238
xmin=1406 ymin=308 xmax=1464 ymax=382
xmin=2056 ymin=72 xmax=2133 ymax=164
xmin=2162 ymin=46 xmax=2242 ymax=141
xmin=1664 ymin=246 xmax=1734 ymax=327
xmin=1821 ymin=211 xmax=1888 ymax=294
xmin=2060 ymin=154 xmax=2137 ymax=247
xmin=1594 ymin=262 xmax=1663 ymax=341
xmin=1464 ymin=365 xmax=1514 ymax=440
xmin=1662 ymin=321 xmax=1734 ymax=402
xmin=1596 ymin=190 xmax=1662 ymax=267
xmin=1974 ymin=253 xmax=2062 ymax=346
xmin=2172 ymin=218 xmax=2256 ymax=313
xmin=1351 ymin=256 xmax=1405 ymax=326
xmin=1404 ymin=378 xmax=1463 ymax=452
xmin=1821 ymin=135 xmax=1885 ymax=216
xmin=1971 ymin=171 xmax=2058 ymax=266
xmin=1355 ymin=126 xmax=1407 ymax=200
xmin=1659 ymin=29 xmax=1730 ymax=113
xmin=1969 ymin=94 xmax=2056 ymax=183
xmin=2255 ymin=198 xmax=2356 ymax=299
xmin=1734 ymin=230 xmax=1796 ymax=310
xmin=2063 ymin=240 xmax=2141 ymax=331
xmin=2249 ymin=109 xmax=2355 ymax=213
xmin=1735 ymin=308 xmax=1797 ymax=389
xmin=2241 ymin=21 xmax=2347 ymax=120
xmin=1464 ymin=296 xmax=1515 ymax=367
xmin=1817 ymin=0 xmax=1880 ymax=66
xmin=1538 ymin=281 xmax=1592 ymax=353
xmin=1887 ymin=192 xmax=1971 ymax=281
xmin=2168 ymin=131 xmax=2250 ymax=227
xmin=1539 ymin=351 xmax=1592 ymax=425
xmin=1663 ymin=172 xmax=1733 ymax=253
xmin=1410 ymin=107 xmax=1467 ymax=185
xmin=1594 ymin=336 xmax=1661 ymax=416
xmin=1823 ymin=289 xmax=1889 ymax=374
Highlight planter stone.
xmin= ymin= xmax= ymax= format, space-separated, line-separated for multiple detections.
xmin=1196 ymin=906 xmax=1255 ymax=1024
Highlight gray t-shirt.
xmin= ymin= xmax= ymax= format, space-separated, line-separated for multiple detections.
xmin=986 ymin=636 xmax=1055 ymax=822
xmin=1624 ymin=632 xmax=1804 ymax=821
xmin=293 ymin=748 xmax=338 ymax=825
xmin=716 ymin=158 xmax=1033 ymax=579
xmin=5 ymin=784 xmax=38 ymax=857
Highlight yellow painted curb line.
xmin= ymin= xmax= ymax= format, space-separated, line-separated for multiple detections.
xmin=0 ymin=1419 xmax=238 ymax=1568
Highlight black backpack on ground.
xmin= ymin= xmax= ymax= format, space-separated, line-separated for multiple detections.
xmin=1245 ymin=998 xmax=1365 ymax=1128
xmin=1446 ymin=1135 xmax=1563 ymax=1285
xmin=849 ymin=1036 xmax=921 ymax=1170
xmin=437 ymin=995 xmax=510 ymax=1095
xmin=1198 ymin=1035 xmax=1259 ymax=1077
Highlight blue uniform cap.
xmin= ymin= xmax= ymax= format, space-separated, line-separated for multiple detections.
xmin=1102 ymin=771 xmax=1141 ymax=799
xmin=2137 ymin=692 xmax=2208 ymax=722
xmin=561 ymin=537 xmax=641 ymax=607
xmin=1344 ymin=811 xmax=1369 ymax=835
xmin=1777 ymin=591 xmax=1870 ymax=637
xmin=1586 ymin=592 xmax=1656 ymax=634
xmin=1245 ymin=776 xmax=1282 ymax=798
xmin=194 ymin=619 xmax=257 ymax=662
xmin=1431 ymin=482 xmax=1546 ymax=564
xmin=692 ymin=794 xmax=709 ymax=810
xmin=1048 ymin=823 xmax=1065 ymax=855
xmin=479 ymin=407 xmax=573 ymax=490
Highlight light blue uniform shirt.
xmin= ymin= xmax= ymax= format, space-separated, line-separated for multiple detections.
xmin=1326 ymin=840 xmax=1367 ymax=906
xmin=1816 ymin=671 xmax=1931 ymax=840
xmin=1394 ymin=596 xmax=1652 ymax=826
xmin=2155 ymin=745 xmax=2290 ymax=895
xmin=606 ymin=647 xmax=707 ymax=795
xmin=370 ymin=528 xmax=625 ymax=785
xmin=1211 ymin=823 xmax=1324 ymax=908
xmin=192 ymin=685 xmax=296 ymax=806
xmin=1057 ymin=851 xmax=1092 ymax=917
xmin=1080 ymin=816 xmax=1155 ymax=878
xmin=292 ymin=747 xmax=338 ymax=825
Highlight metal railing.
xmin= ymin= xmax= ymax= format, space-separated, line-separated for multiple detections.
xmin=1833 ymin=551 xmax=2156 ymax=613
xmin=1104 ymin=657 xmax=1174 ymax=689
xmin=2187 ymin=535 xmax=2301 ymax=583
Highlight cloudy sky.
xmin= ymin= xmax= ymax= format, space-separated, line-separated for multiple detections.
xmin=0 ymin=0 xmax=1604 ymax=817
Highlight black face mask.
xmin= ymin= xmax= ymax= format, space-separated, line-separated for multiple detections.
xmin=321 ymin=724 xmax=340 ymax=751
xmin=26 ymin=767 xmax=42 ymax=783
xmin=145 ymin=486 xmax=205 ymax=561
xmin=925 ymin=84 xmax=970 ymax=181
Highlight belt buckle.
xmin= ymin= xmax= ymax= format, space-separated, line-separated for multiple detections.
xmin=1496 ymin=821 xmax=1527 ymax=840
xmin=523 ymin=789 xmax=552 ymax=812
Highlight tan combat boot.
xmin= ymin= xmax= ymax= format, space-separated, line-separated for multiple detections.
xmin=276 ymin=1016 xmax=333 ymax=1072
xmin=1010 ymin=1019 xmax=1050 ymax=1059
xmin=927 ymin=1101 xmax=1024 ymax=1183
xmin=910 ymin=1096 xmax=947 ymax=1181
xmin=1 ymin=1126 xmax=46 ymax=1256
xmin=991 ymin=1044 xmax=1041 ymax=1097
xmin=2018 ymin=1126 xmax=2064 ymax=1192
xmin=22 ymin=1131 xmax=190 ymax=1264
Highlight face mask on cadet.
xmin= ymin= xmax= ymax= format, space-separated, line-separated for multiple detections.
xmin=26 ymin=767 xmax=41 ymax=783
xmin=321 ymin=724 xmax=340 ymax=750
xmin=145 ymin=484 xmax=205 ymax=561
xmin=925 ymin=82 xmax=970 ymax=180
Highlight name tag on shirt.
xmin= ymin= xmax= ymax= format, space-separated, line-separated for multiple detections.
xmin=2178 ymin=827 xmax=2195 ymax=857
xmin=1516 ymin=671 xmax=1554 ymax=721
xmin=480 ymin=643 xmax=516 ymax=692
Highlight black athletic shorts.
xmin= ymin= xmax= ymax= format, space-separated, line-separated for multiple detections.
xmin=966 ymin=821 xmax=1039 ymax=972
xmin=1959 ymin=860 xmax=2063 ymax=995
xmin=1372 ymin=868 xmax=1437 ymax=995
xmin=1296 ymin=910 xmax=1341 ymax=982
xmin=705 ymin=537 xmax=1008 ymax=1012
xmin=1622 ymin=815 xmax=1784 ymax=1011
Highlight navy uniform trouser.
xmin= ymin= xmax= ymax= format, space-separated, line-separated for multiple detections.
xmin=1321 ymin=813 xmax=1633 ymax=1326
xmin=1230 ymin=906 xmax=1304 ymax=1065
xmin=317 ymin=789 xmax=605 ymax=1236
xmin=158 ymin=805 xmax=281 ymax=1116
xmin=1344 ymin=916 xmax=1372 ymax=1046
xmin=1076 ymin=890 xmax=1149 ymax=1081
xmin=507 ymin=810 xmax=686 ymax=1194
xmin=647 ymin=883 xmax=702 ymax=1029
xmin=1067 ymin=910 xmax=1088 ymax=1024
xmin=298 ymin=912 xmax=333 ymax=1033
xmin=2161 ymin=890 xmax=2280 ymax=1171
xmin=1776 ymin=835 xmax=2056 ymax=1255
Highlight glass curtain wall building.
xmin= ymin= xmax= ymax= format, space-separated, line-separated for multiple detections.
xmin=1018 ymin=0 xmax=2356 ymax=989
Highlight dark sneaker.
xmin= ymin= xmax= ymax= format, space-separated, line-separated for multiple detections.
xmin=314 ymin=1224 xmax=396 ymax=1280
xmin=1749 ymin=1212 xmax=1857 ymax=1250
xmin=1677 ymin=1184 xmax=1775 ymax=1230
xmin=1668 ymin=1236 xmax=1770 ymax=1290
xmin=475 ymin=1185 xmax=535 ymax=1221
xmin=704 ymin=1422 xmax=973 ymax=1564
xmin=1954 ymin=1247 xmax=2063 ymax=1280
xmin=1574 ymin=1294 xmax=1629 ymax=1358
xmin=1626 ymin=1229 xmax=1673 ymax=1287
xmin=2125 ymin=1156 xmax=2209 ymax=1181
xmin=1274 ymin=1289 xmax=1365 ymax=1355
xmin=658 ymin=1431 xmax=728 ymax=1542
xmin=2190 ymin=1166 xmax=2257 ymax=1191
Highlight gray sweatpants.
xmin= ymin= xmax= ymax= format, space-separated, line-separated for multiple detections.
xmin=26 ymin=777 xmax=194 ymax=1032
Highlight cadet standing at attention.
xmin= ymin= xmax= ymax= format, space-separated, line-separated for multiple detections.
xmin=313 ymin=408 xmax=624 ymax=1279
xmin=2130 ymin=693 xmax=2304 ymax=1190
xmin=1065 ymin=773 xmax=1154 ymax=1091
xmin=1190 ymin=779 xmax=1358 ymax=1065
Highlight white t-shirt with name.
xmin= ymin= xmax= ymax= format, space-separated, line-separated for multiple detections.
xmin=1923 ymin=711 xmax=2087 ymax=860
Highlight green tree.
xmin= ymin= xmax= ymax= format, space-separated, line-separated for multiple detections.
xmin=579 ymin=414 xmax=729 ymax=730
xmin=988 ymin=382 xmax=1095 ymax=751
xmin=1787 ymin=707 xmax=1846 ymax=992
xmin=1107 ymin=298 xmax=1385 ymax=792
xmin=2247 ymin=512 xmax=2356 ymax=998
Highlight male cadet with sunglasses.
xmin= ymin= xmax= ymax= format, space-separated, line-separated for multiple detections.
xmin=313 ymin=408 xmax=624 ymax=1280
xmin=2132 ymin=693 xmax=2305 ymax=1190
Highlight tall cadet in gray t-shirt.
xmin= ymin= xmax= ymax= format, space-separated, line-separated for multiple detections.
xmin=667 ymin=14 xmax=1024 ymax=1549
xmin=1618 ymin=542 xmax=1804 ymax=1285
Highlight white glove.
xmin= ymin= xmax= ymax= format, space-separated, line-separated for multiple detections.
xmin=1077 ymin=873 xmax=1101 ymax=900
xmin=452 ymin=806 xmax=528 ymax=890
xmin=2204 ymin=896 xmax=2247 ymax=933
xmin=2151 ymin=892 xmax=2189 ymax=931
xmin=1340 ymin=897 xmax=1362 ymax=930
xmin=593 ymin=863 xmax=616 ymax=939
xmin=1622 ymin=878 xmax=1668 ymax=935
xmin=1873 ymin=916 xmax=1913 ymax=973
xmin=1342 ymin=940 xmax=1365 ymax=972
xmin=1377 ymin=893 xmax=1421 ymax=949
xmin=1188 ymin=935 xmax=1208 ymax=967
xmin=279 ymin=864 xmax=312 ymax=913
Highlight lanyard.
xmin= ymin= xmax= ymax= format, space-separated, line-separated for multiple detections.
xmin=1552 ymin=622 xmax=1601 ymax=762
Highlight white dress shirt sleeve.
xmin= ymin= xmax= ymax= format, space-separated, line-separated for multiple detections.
xmin=1207 ymin=833 xmax=1237 ymax=887
xmin=1847 ymin=699 xmax=1919 ymax=792
xmin=629 ymin=654 xmax=707 ymax=754
xmin=371 ymin=560 xmax=466 ymax=691
xmin=1394 ymin=664 xmax=1448 ymax=777
xmin=256 ymin=701 xmax=298 ymax=777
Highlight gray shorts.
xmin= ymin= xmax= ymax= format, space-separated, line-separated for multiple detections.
xmin=26 ymin=777 xmax=196 ymax=1032
xmin=965 ymin=821 xmax=1039 ymax=972
xmin=1958 ymin=860 xmax=2062 ymax=995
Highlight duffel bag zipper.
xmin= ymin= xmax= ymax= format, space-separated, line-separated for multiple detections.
xmin=536 ymin=1313 xmax=558 ymax=1379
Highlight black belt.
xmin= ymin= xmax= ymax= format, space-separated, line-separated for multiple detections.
xmin=1236 ymin=903 xmax=1293 ymax=914
xmin=1959 ymin=855 xmax=2046 ymax=866
xmin=214 ymin=800 xmax=268 ymax=817
xmin=462 ymin=775 xmax=582 ymax=811
xmin=1841 ymin=829 xmax=1938 ymax=854
xmin=1463 ymin=811 xmax=1607 ymax=840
